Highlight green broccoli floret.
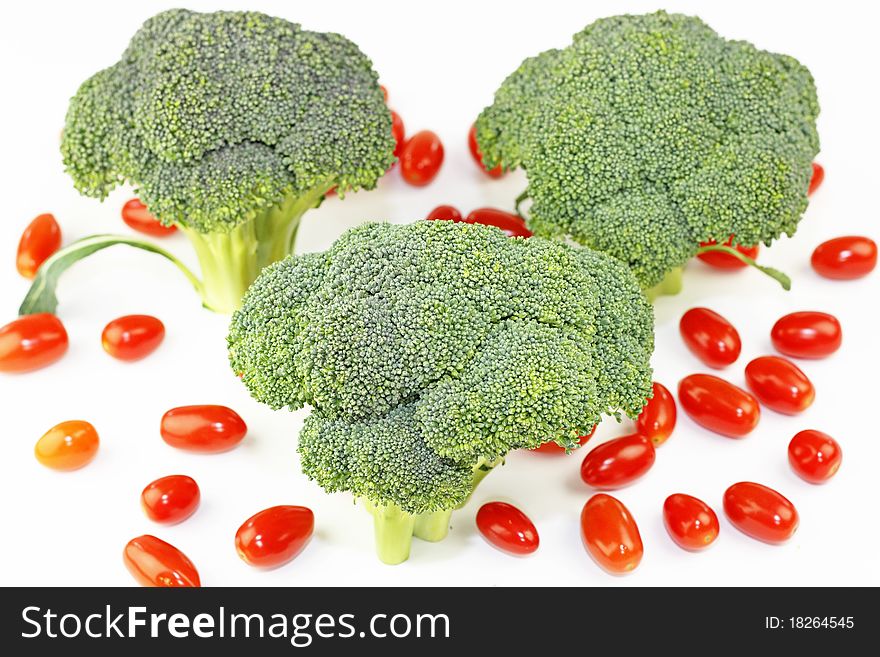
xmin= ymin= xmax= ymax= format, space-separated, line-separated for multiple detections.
xmin=475 ymin=11 xmax=819 ymax=296
xmin=228 ymin=220 xmax=654 ymax=564
xmin=21 ymin=9 xmax=394 ymax=315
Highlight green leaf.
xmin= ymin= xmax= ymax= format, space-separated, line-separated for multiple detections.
xmin=19 ymin=234 xmax=203 ymax=315
xmin=695 ymin=244 xmax=792 ymax=291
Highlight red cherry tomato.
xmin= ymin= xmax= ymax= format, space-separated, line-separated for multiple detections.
xmin=467 ymin=123 xmax=503 ymax=178
xmin=697 ymin=235 xmax=759 ymax=269
xmin=141 ymin=475 xmax=200 ymax=524
xmin=662 ymin=494 xmax=719 ymax=551
xmin=476 ymin=502 xmax=539 ymax=555
xmin=425 ymin=205 xmax=463 ymax=222
xmin=399 ymin=130 xmax=444 ymax=186
xmin=580 ymin=494 xmax=643 ymax=574
xmin=123 ymin=535 xmax=200 ymax=587
xmin=0 ymin=313 xmax=68 ymax=373
xmin=101 ymin=314 xmax=165 ymax=362
xmin=34 ymin=420 xmax=99 ymax=471
xmin=390 ymin=110 xmax=405 ymax=159
xmin=811 ymin=236 xmax=877 ymax=280
xmin=808 ymin=162 xmax=824 ymax=196
xmin=679 ymin=307 xmax=741 ymax=368
xmin=678 ymin=374 xmax=760 ymax=438
xmin=636 ymin=381 xmax=677 ymax=446
xmin=580 ymin=433 xmax=655 ymax=490
xmin=744 ymin=356 xmax=814 ymax=415
xmin=464 ymin=208 xmax=532 ymax=238
xmin=160 ymin=405 xmax=247 ymax=453
xmin=533 ymin=427 xmax=596 ymax=454
xmin=235 ymin=505 xmax=314 ymax=568
xmin=723 ymin=482 xmax=799 ymax=544
xmin=788 ymin=430 xmax=842 ymax=484
xmin=771 ymin=311 xmax=842 ymax=359
xmin=379 ymin=85 xmax=388 ymax=103
xmin=121 ymin=199 xmax=176 ymax=236
xmin=17 ymin=213 xmax=61 ymax=279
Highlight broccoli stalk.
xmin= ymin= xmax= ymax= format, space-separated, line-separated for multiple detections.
xmin=179 ymin=185 xmax=332 ymax=312
xmin=477 ymin=11 xmax=819 ymax=296
xmin=23 ymin=9 xmax=394 ymax=316
xmin=363 ymin=458 xmax=503 ymax=565
xmin=228 ymin=220 xmax=655 ymax=564
xmin=364 ymin=501 xmax=454 ymax=565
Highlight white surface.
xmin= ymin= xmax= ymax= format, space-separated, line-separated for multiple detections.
xmin=1 ymin=0 xmax=878 ymax=587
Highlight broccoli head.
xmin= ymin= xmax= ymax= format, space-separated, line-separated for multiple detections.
xmin=26 ymin=9 xmax=394 ymax=316
xmin=475 ymin=11 xmax=819 ymax=294
xmin=228 ymin=220 xmax=654 ymax=563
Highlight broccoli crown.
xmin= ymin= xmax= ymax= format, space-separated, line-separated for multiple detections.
xmin=228 ymin=221 xmax=654 ymax=513
xmin=61 ymin=9 xmax=395 ymax=232
xmin=475 ymin=11 xmax=820 ymax=287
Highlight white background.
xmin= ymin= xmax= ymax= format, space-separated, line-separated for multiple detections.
xmin=1 ymin=0 xmax=878 ymax=587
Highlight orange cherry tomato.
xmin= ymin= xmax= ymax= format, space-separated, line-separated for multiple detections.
xmin=464 ymin=208 xmax=532 ymax=238
xmin=771 ymin=311 xmax=842 ymax=359
xmin=123 ymin=535 xmax=200 ymax=587
xmin=390 ymin=110 xmax=405 ymax=158
xmin=808 ymin=162 xmax=824 ymax=195
xmin=0 ymin=313 xmax=68 ymax=373
xmin=380 ymin=85 xmax=388 ymax=102
xmin=17 ymin=213 xmax=61 ymax=279
xmin=141 ymin=475 xmax=200 ymax=524
xmin=678 ymin=374 xmax=760 ymax=438
xmin=811 ymin=236 xmax=877 ymax=280
xmin=235 ymin=505 xmax=314 ymax=568
xmin=679 ymin=307 xmax=741 ymax=369
xmin=121 ymin=198 xmax=176 ymax=236
xmin=101 ymin=314 xmax=165 ymax=361
xmin=635 ymin=381 xmax=677 ymax=446
xmin=425 ymin=205 xmax=463 ymax=222
xmin=580 ymin=433 xmax=655 ymax=490
xmin=663 ymin=493 xmax=719 ymax=551
xmin=788 ymin=430 xmax=842 ymax=484
xmin=744 ymin=356 xmax=814 ymax=415
xmin=34 ymin=420 xmax=99 ymax=471
xmin=697 ymin=235 xmax=759 ymax=269
xmin=400 ymin=130 xmax=444 ymax=186
xmin=580 ymin=494 xmax=643 ymax=574
xmin=160 ymin=405 xmax=247 ymax=453
xmin=476 ymin=502 xmax=539 ymax=555
xmin=533 ymin=426 xmax=597 ymax=453
xmin=723 ymin=482 xmax=799 ymax=544
xmin=467 ymin=122 xmax=503 ymax=178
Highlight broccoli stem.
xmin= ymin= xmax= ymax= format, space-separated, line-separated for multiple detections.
xmin=363 ymin=500 xmax=417 ymax=565
xmin=181 ymin=186 xmax=331 ymax=313
xmin=696 ymin=244 xmax=792 ymax=290
xmin=456 ymin=457 xmax=505 ymax=509
xmin=412 ymin=509 xmax=453 ymax=542
xmin=362 ymin=457 xmax=503 ymax=564
xmin=644 ymin=267 xmax=684 ymax=301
